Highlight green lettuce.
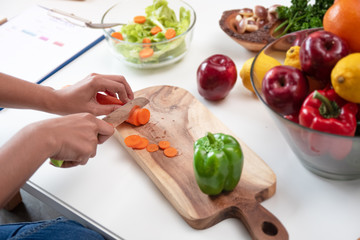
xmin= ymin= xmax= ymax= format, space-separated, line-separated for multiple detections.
xmin=114 ymin=0 xmax=191 ymax=65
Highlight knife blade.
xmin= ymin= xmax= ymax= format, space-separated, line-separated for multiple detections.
xmin=50 ymin=97 xmax=149 ymax=167
xmin=102 ymin=97 xmax=149 ymax=127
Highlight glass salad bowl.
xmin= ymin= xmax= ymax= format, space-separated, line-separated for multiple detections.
xmin=101 ymin=0 xmax=196 ymax=69
xmin=250 ymin=28 xmax=360 ymax=180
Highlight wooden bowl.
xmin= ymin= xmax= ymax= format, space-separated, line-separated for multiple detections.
xmin=219 ymin=9 xmax=282 ymax=52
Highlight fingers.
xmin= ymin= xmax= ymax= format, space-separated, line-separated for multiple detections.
xmin=96 ymin=118 xmax=115 ymax=144
xmin=50 ymin=114 xmax=114 ymax=168
xmin=91 ymin=73 xmax=134 ymax=103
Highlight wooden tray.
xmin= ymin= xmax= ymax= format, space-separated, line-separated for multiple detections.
xmin=114 ymin=85 xmax=288 ymax=240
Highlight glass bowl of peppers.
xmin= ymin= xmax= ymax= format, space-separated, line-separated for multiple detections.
xmin=250 ymin=28 xmax=360 ymax=180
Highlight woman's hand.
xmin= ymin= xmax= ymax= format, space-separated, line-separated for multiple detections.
xmin=51 ymin=73 xmax=134 ymax=116
xmin=42 ymin=113 xmax=115 ymax=168
xmin=0 ymin=113 xmax=114 ymax=206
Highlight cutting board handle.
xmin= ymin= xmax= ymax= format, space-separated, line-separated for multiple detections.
xmin=233 ymin=200 xmax=288 ymax=240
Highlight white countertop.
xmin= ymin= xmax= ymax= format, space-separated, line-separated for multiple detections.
xmin=1 ymin=0 xmax=360 ymax=239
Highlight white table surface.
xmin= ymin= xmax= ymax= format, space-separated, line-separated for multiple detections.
xmin=1 ymin=0 xmax=360 ymax=239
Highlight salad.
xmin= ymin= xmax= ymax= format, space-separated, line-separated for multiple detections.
xmin=110 ymin=0 xmax=192 ymax=65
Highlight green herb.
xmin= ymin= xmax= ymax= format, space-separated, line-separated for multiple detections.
xmin=274 ymin=0 xmax=334 ymax=37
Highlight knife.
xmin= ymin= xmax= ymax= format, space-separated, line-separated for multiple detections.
xmin=51 ymin=97 xmax=149 ymax=167
xmin=102 ymin=97 xmax=149 ymax=127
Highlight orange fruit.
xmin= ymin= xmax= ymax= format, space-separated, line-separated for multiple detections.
xmin=323 ymin=0 xmax=360 ymax=52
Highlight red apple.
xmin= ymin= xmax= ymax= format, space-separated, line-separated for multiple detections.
xmin=197 ymin=54 xmax=237 ymax=101
xmin=262 ymin=65 xmax=309 ymax=115
xmin=300 ymin=30 xmax=350 ymax=84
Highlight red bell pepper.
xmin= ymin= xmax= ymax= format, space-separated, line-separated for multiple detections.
xmin=299 ymin=89 xmax=358 ymax=136
xmin=298 ymin=89 xmax=358 ymax=159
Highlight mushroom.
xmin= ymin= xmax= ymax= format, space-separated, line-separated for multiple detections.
xmin=245 ymin=18 xmax=259 ymax=32
xmin=268 ymin=4 xmax=281 ymax=22
xmin=235 ymin=14 xmax=242 ymax=22
xmin=256 ymin=18 xmax=267 ymax=28
xmin=237 ymin=18 xmax=247 ymax=34
xmin=239 ymin=8 xmax=253 ymax=18
xmin=254 ymin=5 xmax=267 ymax=19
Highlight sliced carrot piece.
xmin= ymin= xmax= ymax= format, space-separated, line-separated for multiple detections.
xmin=142 ymin=37 xmax=151 ymax=47
xmin=133 ymin=137 xmax=149 ymax=149
xmin=146 ymin=143 xmax=159 ymax=152
xmin=134 ymin=15 xmax=146 ymax=24
xmin=137 ymin=108 xmax=150 ymax=125
xmin=126 ymin=106 xmax=141 ymax=126
xmin=124 ymin=135 xmax=142 ymax=148
xmin=111 ymin=32 xmax=123 ymax=40
xmin=96 ymin=93 xmax=124 ymax=105
xmin=150 ymin=26 xmax=162 ymax=35
xmin=148 ymin=144 xmax=159 ymax=152
xmin=165 ymin=28 xmax=176 ymax=39
xmin=164 ymin=147 xmax=178 ymax=157
xmin=139 ymin=47 xmax=154 ymax=59
xmin=158 ymin=140 xmax=170 ymax=149
xmin=142 ymin=38 xmax=151 ymax=43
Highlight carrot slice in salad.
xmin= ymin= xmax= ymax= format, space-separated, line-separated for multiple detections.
xmin=139 ymin=47 xmax=154 ymax=59
xmin=165 ymin=28 xmax=176 ymax=39
xmin=134 ymin=16 xmax=146 ymax=24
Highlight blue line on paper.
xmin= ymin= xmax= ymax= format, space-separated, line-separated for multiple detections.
xmin=22 ymin=29 xmax=36 ymax=37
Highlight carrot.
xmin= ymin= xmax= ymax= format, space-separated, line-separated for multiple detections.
xmin=96 ymin=93 xmax=124 ymax=105
xmin=111 ymin=32 xmax=123 ymax=40
xmin=142 ymin=38 xmax=151 ymax=44
xmin=124 ymin=135 xmax=142 ymax=148
xmin=137 ymin=108 xmax=150 ymax=125
xmin=158 ymin=140 xmax=170 ymax=149
xmin=126 ymin=106 xmax=141 ymax=126
xmin=150 ymin=26 xmax=162 ymax=35
xmin=139 ymin=47 xmax=154 ymax=59
xmin=133 ymin=137 xmax=149 ymax=149
xmin=146 ymin=143 xmax=159 ymax=152
xmin=142 ymin=37 xmax=151 ymax=47
xmin=165 ymin=28 xmax=176 ymax=39
xmin=134 ymin=15 xmax=146 ymax=24
xmin=164 ymin=147 xmax=178 ymax=157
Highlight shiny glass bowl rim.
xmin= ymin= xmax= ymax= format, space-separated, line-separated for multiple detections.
xmin=250 ymin=28 xmax=360 ymax=141
xmin=100 ymin=0 xmax=197 ymax=46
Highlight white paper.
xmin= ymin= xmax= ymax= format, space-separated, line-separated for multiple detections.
xmin=0 ymin=5 xmax=103 ymax=83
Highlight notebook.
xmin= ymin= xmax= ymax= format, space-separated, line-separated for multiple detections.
xmin=0 ymin=5 xmax=104 ymax=84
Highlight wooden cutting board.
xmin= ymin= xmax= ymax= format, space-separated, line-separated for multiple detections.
xmin=114 ymin=85 xmax=288 ymax=240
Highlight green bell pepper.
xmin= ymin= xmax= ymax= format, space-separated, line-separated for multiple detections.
xmin=193 ymin=132 xmax=244 ymax=195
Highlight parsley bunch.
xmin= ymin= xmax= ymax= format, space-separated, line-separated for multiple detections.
xmin=274 ymin=0 xmax=334 ymax=36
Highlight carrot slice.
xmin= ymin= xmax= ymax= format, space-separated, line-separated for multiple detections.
xmin=164 ymin=147 xmax=178 ymax=157
xmin=139 ymin=47 xmax=154 ymax=59
xmin=142 ymin=38 xmax=151 ymax=43
xmin=150 ymin=26 xmax=162 ymax=35
xmin=111 ymin=32 xmax=123 ymax=40
xmin=133 ymin=137 xmax=149 ymax=149
xmin=146 ymin=144 xmax=159 ymax=152
xmin=96 ymin=93 xmax=124 ymax=105
xmin=134 ymin=15 xmax=146 ymax=24
xmin=142 ymin=37 xmax=151 ymax=47
xmin=165 ymin=28 xmax=176 ymax=39
xmin=126 ymin=106 xmax=141 ymax=126
xmin=158 ymin=140 xmax=170 ymax=149
xmin=124 ymin=135 xmax=142 ymax=148
xmin=137 ymin=108 xmax=150 ymax=125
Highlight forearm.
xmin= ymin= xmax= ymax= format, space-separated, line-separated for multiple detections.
xmin=0 ymin=73 xmax=57 ymax=112
xmin=0 ymin=122 xmax=54 ymax=208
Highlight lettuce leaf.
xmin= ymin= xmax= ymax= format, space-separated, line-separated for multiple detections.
xmin=114 ymin=0 xmax=191 ymax=65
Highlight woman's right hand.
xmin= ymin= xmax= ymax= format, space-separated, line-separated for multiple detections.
xmin=36 ymin=113 xmax=114 ymax=168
